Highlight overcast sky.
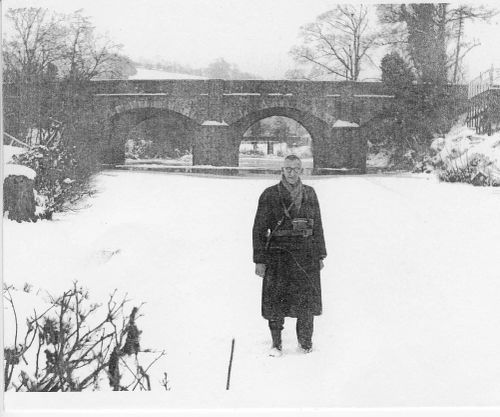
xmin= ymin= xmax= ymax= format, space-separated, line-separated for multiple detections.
xmin=3 ymin=0 xmax=500 ymax=80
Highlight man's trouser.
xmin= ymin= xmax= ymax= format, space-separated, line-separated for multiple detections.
xmin=268 ymin=311 xmax=314 ymax=349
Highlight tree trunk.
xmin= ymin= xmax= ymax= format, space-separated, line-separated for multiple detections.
xmin=453 ymin=11 xmax=464 ymax=84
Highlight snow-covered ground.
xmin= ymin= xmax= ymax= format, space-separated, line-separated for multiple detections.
xmin=4 ymin=170 xmax=500 ymax=408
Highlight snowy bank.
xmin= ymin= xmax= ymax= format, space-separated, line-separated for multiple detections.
xmin=431 ymin=125 xmax=500 ymax=184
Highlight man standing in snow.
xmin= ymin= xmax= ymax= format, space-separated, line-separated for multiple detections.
xmin=253 ymin=155 xmax=326 ymax=356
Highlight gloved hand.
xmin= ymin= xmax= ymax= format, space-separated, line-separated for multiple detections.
xmin=255 ymin=263 xmax=266 ymax=277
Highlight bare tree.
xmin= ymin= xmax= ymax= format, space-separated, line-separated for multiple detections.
xmin=447 ymin=5 xmax=497 ymax=83
xmin=290 ymin=4 xmax=380 ymax=81
xmin=3 ymin=7 xmax=129 ymax=83
xmin=284 ymin=68 xmax=311 ymax=80
xmin=3 ymin=8 xmax=65 ymax=141
xmin=3 ymin=8 xmax=66 ymax=83
xmin=62 ymin=10 xmax=127 ymax=81
xmin=3 ymin=7 xmax=131 ymax=139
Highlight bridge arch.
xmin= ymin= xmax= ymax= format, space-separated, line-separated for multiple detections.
xmin=103 ymin=106 xmax=199 ymax=164
xmin=229 ymin=107 xmax=331 ymax=168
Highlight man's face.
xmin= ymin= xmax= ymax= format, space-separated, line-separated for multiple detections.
xmin=282 ymin=159 xmax=302 ymax=184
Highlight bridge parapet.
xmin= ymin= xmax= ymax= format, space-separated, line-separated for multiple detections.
xmin=90 ymin=79 xmax=210 ymax=96
xmin=89 ymin=79 xmax=395 ymax=98
xmin=220 ymin=80 xmax=393 ymax=97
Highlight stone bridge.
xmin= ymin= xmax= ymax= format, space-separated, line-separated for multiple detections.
xmin=89 ymin=79 xmax=398 ymax=172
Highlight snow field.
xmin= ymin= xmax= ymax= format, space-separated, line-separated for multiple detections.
xmin=3 ymin=171 xmax=500 ymax=407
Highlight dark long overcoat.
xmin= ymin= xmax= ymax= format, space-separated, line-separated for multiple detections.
xmin=252 ymin=181 xmax=327 ymax=319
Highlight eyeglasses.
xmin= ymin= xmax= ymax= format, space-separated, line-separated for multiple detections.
xmin=283 ymin=167 xmax=302 ymax=174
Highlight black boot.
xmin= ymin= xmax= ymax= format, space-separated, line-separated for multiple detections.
xmin=268 ymin=318 xmax=284 ymax=356
xmin=297 ymin=313 xmax=314 ymax=352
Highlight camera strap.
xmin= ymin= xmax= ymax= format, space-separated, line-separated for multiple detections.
xmin=265 ymin=188 xmax=298 ymax=251
xmin=278 ymin=183 xmax=296 ymax=219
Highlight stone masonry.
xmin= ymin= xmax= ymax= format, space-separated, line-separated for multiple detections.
xmin=88 ymin=79 xmax=400 ymax=172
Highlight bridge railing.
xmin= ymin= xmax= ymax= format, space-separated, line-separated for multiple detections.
xmin=468 ymin=67 xmax=500 ymax=99
xmin=3 ymin=132 xmax=30 ymax=148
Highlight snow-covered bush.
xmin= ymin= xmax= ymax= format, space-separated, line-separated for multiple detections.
xmin=366 ymin=147 xmax=392 ymax=170
xmin=13 ymin=143 xmax=96 ymax=219
xmin=431 ymin=125 xmax=500 ymax=186
xmin=3 ymin=282 xmax=166 ymax=391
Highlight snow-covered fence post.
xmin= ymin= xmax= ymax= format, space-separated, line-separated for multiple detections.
xmin=3 ymin=142 xmax=37 ymax=222
xmin=3 ymin=170 xmax=37 ymax=223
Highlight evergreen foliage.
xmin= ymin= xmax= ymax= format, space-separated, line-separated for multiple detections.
xmin=377 ymin=51 xmax=462 ymax=167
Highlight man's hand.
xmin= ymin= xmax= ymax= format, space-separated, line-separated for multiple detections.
xmin=319 ymin=259 xmax=324 ymax=270
xmin=255 ymin=263 xmax=266 ymax=277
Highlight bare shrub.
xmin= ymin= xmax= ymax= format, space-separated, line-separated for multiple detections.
xmin=3 ymin=282 xmax=166 ymax=391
